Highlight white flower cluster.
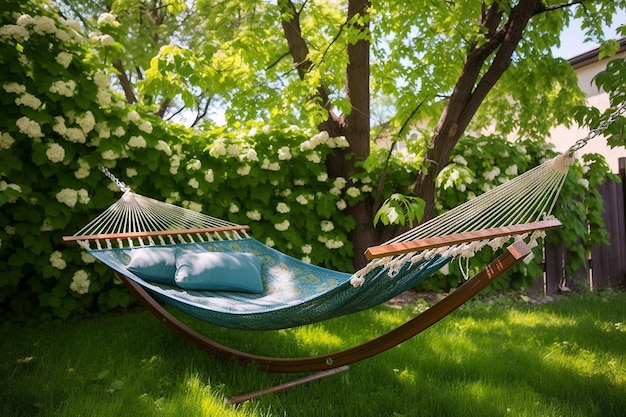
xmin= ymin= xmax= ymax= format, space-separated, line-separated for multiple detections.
xmin=55 ymin=51 xmax=73 ymax=68
xmin=15 ymin=93 xmax=42 ymax=110
xmin=73 ymin=159 xmax=90 ymax=179
xmin=261 ymin=158 xmax=280 ymax=171
xmin=318 ymin=236 xmax=344 ymax=249
xmin=3 ymin=82 xmax=26 ymax=94
xmin=46 ymin=143 xmax=65 ymax=163
xmin=276 ymin=202 xmax=290 ymax=214
xmin=155 ymin=140 xmax=172 ymax=156
xmin=246 ymin=210 xmax=261 ymax=221
xmin=128 ymin=135 xmax=146 ymax=148
xmin=274 ymin=219 xmax=290 ymax=231
xmin=97 ymin=13 xmax=119 ymax=27
xmin=300 ymin=131 xmax=349 ymax=151
xmin=278 ymin=146 xmax=292 ymax=161
xmin=320 ymin=220 xmax=334 ymax=232
xmin=0 ymin=132 xmax=15 ymax=150
xmin=53 ymin=116 xmax=85 ymax=144
xmin=55 ymin=188 xmax=89 ymax=208
xmin=70 ymin=270 xmax=90 ymax=295
xmin=50 ymin=251 xmax=66 ymax=270
xmin=0 ymin=24 xmax=30 ymax=42
xmin=16 ymin=116 xmax=44 ymax=139
xmin=49 ymin=80 xmax=77 ymax=97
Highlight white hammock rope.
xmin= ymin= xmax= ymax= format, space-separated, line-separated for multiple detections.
xmin=349 ymin=153 xmax=572 ymax=285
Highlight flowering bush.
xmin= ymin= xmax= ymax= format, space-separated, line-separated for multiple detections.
xmin=0 ymin=0 xmax=612 ymax=319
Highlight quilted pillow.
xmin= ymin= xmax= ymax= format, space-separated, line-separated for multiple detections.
xmin=174 ymin=250 xmax=263 ymax=293
xmin=126 ymin=247 xmax=176 ymax=285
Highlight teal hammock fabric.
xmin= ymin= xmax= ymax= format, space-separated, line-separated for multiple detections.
xmin=90 ymin=238 xmax=451 ymax=330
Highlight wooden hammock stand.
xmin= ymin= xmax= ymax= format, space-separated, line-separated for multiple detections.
xmin=75 ymin=220 xmax=559 ymax=403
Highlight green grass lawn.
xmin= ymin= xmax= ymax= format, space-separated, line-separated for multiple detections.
xmin=1 ymin=290 xmax=625 ymax=417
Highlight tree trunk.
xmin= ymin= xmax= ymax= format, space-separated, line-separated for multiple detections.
xmin=412 ymin=0 xmax=544 ymax=220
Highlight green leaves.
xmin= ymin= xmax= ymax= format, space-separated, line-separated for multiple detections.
xmin=374 ymin=193 xmax=425 ymax=228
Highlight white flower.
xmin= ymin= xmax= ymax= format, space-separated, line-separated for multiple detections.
xmin=577 ymin=178 xmax=590 ymax=189
xmin=229 ymin=203 xmax=239 ymax=213
xmin=76 ymin=111 xmax=95 ymax=134
xmin=97 ymin=12 xmax=119 ymax=27
xmin=302 ymin=256 xmax=311 ymax=263
xmin=336 ymin=199 xmax=347 ymax=210
xmin=209 ymin=141 xmax=227 ymax=157
xmin=98 ymin=34 xmax=115 ymax=46
xmin=81 ymin=252 xmax=96 ymax=264
xmin=324 ymin=239 xmax=344 ymax=249
xmin=246 ymin=210 xmax=261 ymax=221
xmin=49 ymin=80 xmax=77 ymax=97
xmin=346 ymin=187 xmax=360 ymax=198
xmin=93 ymin=71 xmax=110 ymax=88
xmin=227 ymin=144 xmax=240 ymax=157
xmin=16 ymin=116 xmax=44 ymax=139
xmin=126 ymin=167 xmax=137 ymax=178
xmin=15 ymin=93 xmax=41 ymax=109
xmin=204 ymin=169 xmax=214 ymax=183
xmin=320 ymin=220 xmax=334 ymax=232
xmin=112 ymin=126 xmax=125 ymax=137
xmin=237 ymin=165 xmax=251 ymax=176
xmin=3 ymin=82 xmax=27 ymax=94
xmin=31 ymin=16 xmax=57 ymax=35
xmin=70 ymin=270 xmax=90 ymax=295
xmin=278 ymin=146 xmax=292 ymax=160
xmin=333 ymin=177 xmax=347 ymax=189
xmin=156 ymin=140 xmax=172 ymax=156
xmin=301 ymin=244 xmax=312 ymax=254
xmin=276 ymin=202 xmax=290 ymax=213
xmin=317 ymin=173 xmax=328 ymax=182
xmin=505 ymin=165 xmax=518 ymax=176
xmin=306 ymin=153 xmax=321 ymax=163
xmin=0 ymin=25 xmax=30 ymax=42
xmin=55 ymin=51 xmax=73 ymax=68
xmin=188 ymin=178 xmax=199 ymax=189
xmin=53 ymin=116 xmax=67 ymax=135
xmin=64 ymin=127 xmax=86 ymax=143
xmin=123 ymin=110 xmax=141 ymax=123
xmin=138 ymin=121 xmax=152 ymax=134
xmin=0 ymin=132 xmax=15 ymax=150
xmin=50 ymin=251 xmax=67 ymax=270
xmin=46 ymin=143 xmax=65 ymax=163
xmin=482 ymin=166 xmax=501 ymax=181
xmin=96 ymin=89 xmax=112 ymax=106
xmin=186 ymin=201 xmax=202 ymax=212
xmin=187 ymin=159 xmax=201 ymax=170
xmin=244 ymin=148 xmax=258 ymax=161
xmin=296 ymin=194 xmax=308 ymax=205
xmin=101 ymin=149 xmax=119 ymax=160
xmin=265 ymin=238 xmax=275 ymax=247
xmin=332 ymin=136 xmax=349 ymax=148
xmin=453 ymin=155 xmax=468 ymax=166
xmin=128 ymin=135 xmax=146 ymax=148
xmin=274 ymin=219 xmax=290 ymax=231
xmin=387 ymin=207 xmax=399 ymax=223
xmin=77 ymin=189 xmax=90 ymax=204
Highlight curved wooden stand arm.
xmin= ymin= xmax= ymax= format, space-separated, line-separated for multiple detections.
xmin=117 ymin=240 xmax=531 ymax=374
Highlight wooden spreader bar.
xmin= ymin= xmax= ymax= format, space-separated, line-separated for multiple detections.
xmin=62 ymin=225 xmax=250 ymax=244
xmin=364 ymin=219 xmax=561 ymax=260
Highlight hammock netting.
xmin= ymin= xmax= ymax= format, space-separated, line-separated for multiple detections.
xmin=67 ymin=152 xmax=573 ymax=330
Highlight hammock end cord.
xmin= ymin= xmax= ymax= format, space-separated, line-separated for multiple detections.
xmin=565 ymin=101 xmax=626 ymax=157
xmin=98 ymin=164 xmax=131 ymax=193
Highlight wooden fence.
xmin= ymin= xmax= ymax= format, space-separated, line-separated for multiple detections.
xmin=533 ymin=157 xmax=626 ymax=294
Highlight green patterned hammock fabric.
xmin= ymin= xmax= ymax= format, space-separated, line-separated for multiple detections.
xmin=88 ymin=238 xmax=449 ymax=330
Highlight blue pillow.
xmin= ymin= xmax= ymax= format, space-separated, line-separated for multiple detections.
xmin=174 ymin=250 xmax=263 ymax=293
xmin=126 ymin=247 xmax=176 ymax=285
